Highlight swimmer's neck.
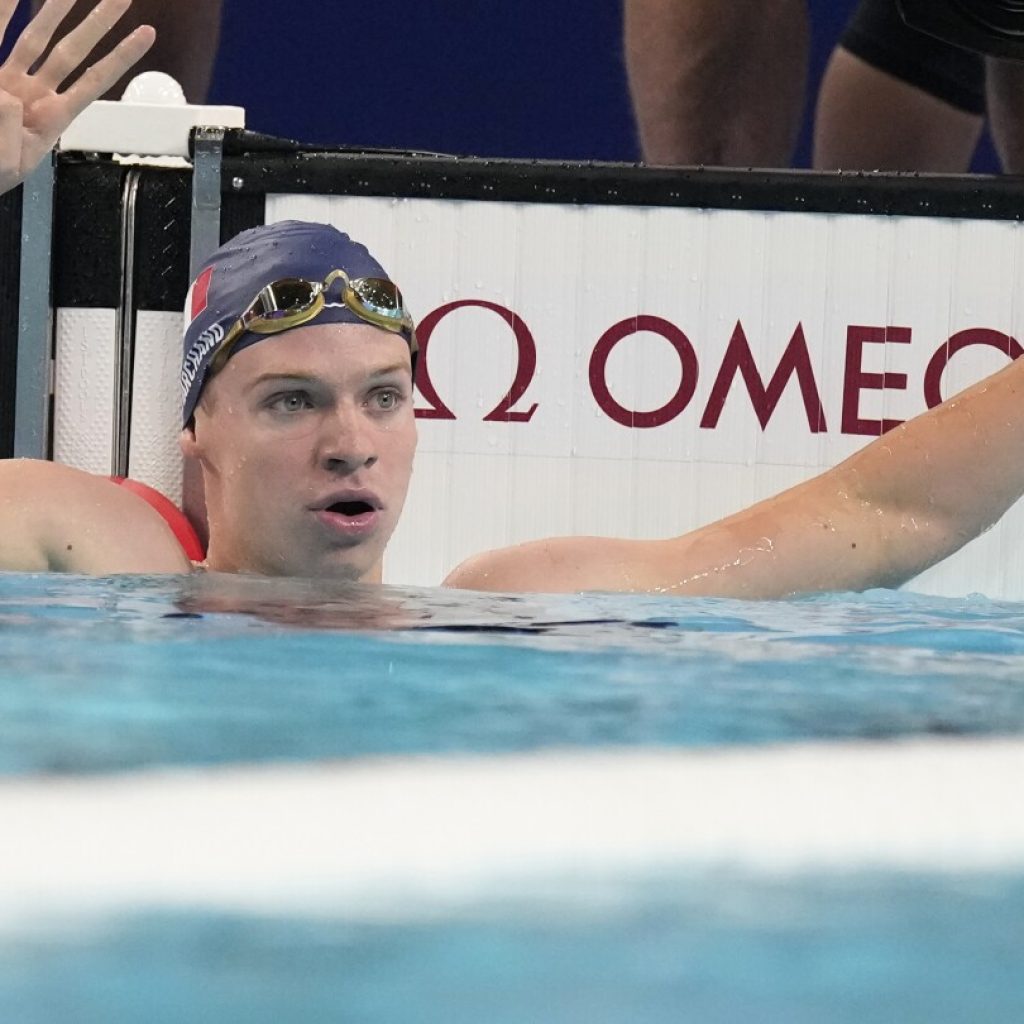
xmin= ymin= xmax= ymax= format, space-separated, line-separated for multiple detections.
xmin=200 ymin=551 xmax=385 ymax=584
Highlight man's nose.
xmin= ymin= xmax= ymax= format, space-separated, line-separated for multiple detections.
xmin=317 ymin=406 xmax=378 ymax=471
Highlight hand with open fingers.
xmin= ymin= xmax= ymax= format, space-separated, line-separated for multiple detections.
xmin=0 ymin=0 xmax=154 ymax=196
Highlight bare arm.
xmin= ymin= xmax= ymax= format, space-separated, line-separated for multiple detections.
xmin=446 ymin=352 xmax=1024 ymax=598
xmin=0 ymin=0 xmax=155 ymax=195
xmin=0 ymin=460 xmax=191 ymax=573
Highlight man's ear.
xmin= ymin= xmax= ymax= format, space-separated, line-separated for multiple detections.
xmin=180 ymin=423 xmax=201 ymax=460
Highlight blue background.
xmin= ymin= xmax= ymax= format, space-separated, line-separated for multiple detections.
xmin=206 ymin=0 xmax=1001 ymax=171
xmin=4 ymin=0 xmax=1003 ymax=170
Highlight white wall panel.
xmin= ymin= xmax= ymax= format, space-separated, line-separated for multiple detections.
xmin=120 ymin=194 xmax=1014 ymax=599
xmin=53 ymin=307 xmax=116 ymax=474
xmin=130 ymin=310 xmax=185 ymax=505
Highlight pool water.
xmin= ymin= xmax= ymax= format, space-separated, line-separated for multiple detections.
xmin=2 ymin=572 xmax=1024 ymax=1021
xmin=4 ymin=572 xmax=1024 ymax=774
xmin=4 ymin=874 xmax=1024 ymax=1024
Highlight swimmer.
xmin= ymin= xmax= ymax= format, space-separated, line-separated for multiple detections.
xmin=4 ymin=211 xmax=1024 ymax=599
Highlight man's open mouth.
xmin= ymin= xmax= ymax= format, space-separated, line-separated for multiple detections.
xmin=327 ymin=501 xmax=375 ymax=518
xmin=313 ymin=493 xmax=382 ymax=538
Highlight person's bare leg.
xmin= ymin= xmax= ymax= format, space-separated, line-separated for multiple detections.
xmin=814 ymin=47 xmax=983 ymax=171
xmin=985 ymin=58 xmax=1024 ymax=173
xmin=31 ymin=0 xmax=222 ymax=102
xmin=624 ymin=0 xmax=809 ymax=167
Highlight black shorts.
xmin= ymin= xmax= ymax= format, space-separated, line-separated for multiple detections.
xmin=840 ymin=0 xmax=986 ymax=116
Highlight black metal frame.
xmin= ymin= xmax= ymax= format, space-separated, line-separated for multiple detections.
xmin=0 ymin=188 xmax=22 ymax=458
xmin=219 ymin=130 xmax=1024 ymax=221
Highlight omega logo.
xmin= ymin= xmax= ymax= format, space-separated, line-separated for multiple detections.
xmin=414 ymin=302 xmax=1022 ymax=437
xmin=414 ymin=300 xmax=539 ymax=422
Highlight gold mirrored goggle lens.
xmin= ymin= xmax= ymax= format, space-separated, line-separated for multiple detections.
xmin=209 ymin=273 xmax=414 ymax=377
xmin=247 ymin=279 xmax=321 ymax=327
xmin=348 ymin=278 xmax=406 ymax=322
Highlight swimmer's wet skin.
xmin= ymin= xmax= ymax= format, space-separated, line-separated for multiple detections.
xmin=0 ymin=460 xmax=192 ymax=574
xmin=5 ymin=211 xmax=1024 ymax=597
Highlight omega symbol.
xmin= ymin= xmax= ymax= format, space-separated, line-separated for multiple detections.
xmin=414 ymin=300 xmax=539 ymax=422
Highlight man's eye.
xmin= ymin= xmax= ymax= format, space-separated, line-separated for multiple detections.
xmin=372 ymin=388 xmax=403 ymax=410
xmin=268 ymin=391 xmax=313 ymax=413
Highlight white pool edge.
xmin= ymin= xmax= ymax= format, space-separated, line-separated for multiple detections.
xmin=3 ymin=738 xmax=1023 ymax=924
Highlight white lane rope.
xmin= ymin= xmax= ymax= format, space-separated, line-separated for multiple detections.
xmin=3 ymin=737 xmax=1024 ymax=924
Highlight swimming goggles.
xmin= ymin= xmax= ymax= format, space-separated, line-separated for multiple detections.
xmin=208 ymin=269 xmax=417 ymax=376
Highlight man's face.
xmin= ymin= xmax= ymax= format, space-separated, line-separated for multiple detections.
xmin=182 ymin=322 xmax=417 ymax=581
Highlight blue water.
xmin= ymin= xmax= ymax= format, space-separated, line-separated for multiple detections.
xmin=2 ymin=573 xmax=1024 ymax=774
xmin=4 ymin=571 xmax=1024 ymax=1022
xmin=3 ymin=874 xmax=1024 ymax=1024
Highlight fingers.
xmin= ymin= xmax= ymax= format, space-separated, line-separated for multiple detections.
xmin=5 ymin=0 xmax=78 ymax=75
xmin=32 ymin=0 xmax=140 ymax=92
xmin=0 ymin=0 xmax=21 ymax=53
xmin=57 ymin=23 xmax=153 ymax=118
xmin=0 ymin=91 xmax=24 ymax=194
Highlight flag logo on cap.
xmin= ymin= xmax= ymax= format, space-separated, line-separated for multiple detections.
xmin=188 ymin=266 xmax=214 ymax=323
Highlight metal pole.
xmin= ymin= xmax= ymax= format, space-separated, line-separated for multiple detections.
xmin=189 ymin=127 xmax=225 ymax=281
xmin=113 ymin=169 xmax=141 ymax=478
xmin=183 ymin=127 xmax=225 ymax=546
xmin=13 ymin=156 xmax=55 ymax=459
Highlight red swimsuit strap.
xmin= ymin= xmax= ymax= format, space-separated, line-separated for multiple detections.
xmin=110 ymin=477 xmax=206 ymax=563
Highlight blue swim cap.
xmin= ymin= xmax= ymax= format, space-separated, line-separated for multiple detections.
xmin=180 ymin=221 xmax=414 ymax=426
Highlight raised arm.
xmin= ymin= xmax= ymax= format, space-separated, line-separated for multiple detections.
xmin=0 ymin=460 xmax=191 ymax=573
xmin=0 ymin=0 xmax=154 ymax=195
xmin=446 ymin=351 xmax=1024 ymax=598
